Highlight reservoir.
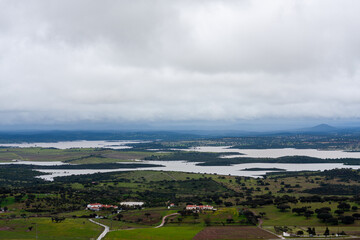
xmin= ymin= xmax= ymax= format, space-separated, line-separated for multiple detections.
xmin=183 ymin=146 xmax=360 ymax=159
xmin=1 ymin=141 xmax=360 ymax=181
xmin=34 ymin=161 xmax=360 ymax=181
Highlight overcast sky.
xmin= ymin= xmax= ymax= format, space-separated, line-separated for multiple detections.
xmin=1 ymin=0 xmax=360 ymax=129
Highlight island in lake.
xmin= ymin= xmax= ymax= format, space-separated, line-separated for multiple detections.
xmin=240 ymin=167 xmax=287 ymax=171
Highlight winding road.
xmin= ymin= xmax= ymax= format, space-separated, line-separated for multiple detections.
xmin=89 ymin=219 xmax=110 ymax=240
xmin=90 ymin=212 xmax=180 ymax=240
xmin=155 ymin=213 xmax=180 ymax=228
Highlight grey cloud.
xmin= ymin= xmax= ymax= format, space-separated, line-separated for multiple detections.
xmin=1 ymin=0 xmax=360 ymax=126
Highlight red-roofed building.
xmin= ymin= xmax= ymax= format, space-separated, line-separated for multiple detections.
xmin=87 ymin=203 xmax=118 ymax=211
xmin=186 ymin=205 xmax=214 ymax=211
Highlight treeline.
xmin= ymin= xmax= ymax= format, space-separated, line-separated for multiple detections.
xmin=267 ymin=168 xmax=360 ymax=182
xmin=0 ymin=171 xmax=240 ymax=215
xmin=304 ymin=184 xmax=360 ymax=195
xmin=144 ymin=151 xmax=240 ymax=162
xmin=0 ymin=165 xmax=46 ymax=187
xmin=224 ymin=133 xmax=360 ymax=150
xmin=0 ymin=163 xmax=164 ymax=170
xmin=145 ymin=152 xmax=360 ymax=166
xmin=0 ymin=130 xmax=201 ymax=143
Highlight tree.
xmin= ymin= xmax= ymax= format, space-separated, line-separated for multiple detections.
xmin=259 ymin=212 xmax=266 ymax=218
xmin=304 ymin=210 xmax=314 ymax=219
xmin=327 ymin=217 xmax=338 ymax=225
xmin=334 ymin=210 xmax=344 ymax=215
xmin=52 ymin=217 xmax=65 ymax=223
xmin=337 ymin=202 xmax=350 ymax=211
xmin=277 ymin=204 xmax=291 ymax=212
xmin=307 ymin=227 xmax=315 ymax=235
xmin=340 ymin=216 xmax=355 ymax=224
xmin=115 ymin=214 xmax=123 ymax=221
xmin=226 ymin=218 xmax=234 ymax=224
xmin=292 ymin=207 xmax=306 ymax=215
xmin=204 ymin=216 xmax=211 ymax=226
xmin=324 ymin=227 xmax=330 ymax=237
xmin=317 ymin=212 xmax=332 ymax=222
xmin=315 ymin=207 xmax=331 ymax=214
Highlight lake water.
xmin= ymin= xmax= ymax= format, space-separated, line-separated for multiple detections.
xmin=2 ymin=142 xmax=360 ymax=181
xmin=184 ymin=146 xmax=360 ymax=159
xmin=0 ymin=140 xmax=142 ymax=149
xmin=35 ymin=161 xmax=360 ymax=181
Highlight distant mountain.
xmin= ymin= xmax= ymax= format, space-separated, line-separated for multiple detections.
xmin=298 ymin=124 xmax=338 ymax=133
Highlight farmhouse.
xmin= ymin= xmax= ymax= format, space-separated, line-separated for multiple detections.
xmin=87 ymin=203 xmax=118 ymax=211
xmin=120 ymin=201 xmax=144 ymax=207
xmin=168 ymin=203 xmax=175 ymax=209
xmin=186 ymin=205 xmax=214 ymax=211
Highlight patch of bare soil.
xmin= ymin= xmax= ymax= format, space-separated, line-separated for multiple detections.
xmin=193 ymin=226 xmax=279 ymax=240
xmin=0 ymin=226 xmax=12 ymax=231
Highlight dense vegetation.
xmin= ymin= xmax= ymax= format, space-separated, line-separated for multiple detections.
xmin=1 ymin=132 xmax=360 ymax=239
xmin=1 ymin=165 xmax=360 ymax=239
xmin=146 ymin=152 xmax=360 ymax=166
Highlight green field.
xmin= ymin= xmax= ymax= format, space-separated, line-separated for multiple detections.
xmin=251 ymin=202 xmax=360 ymax=226
xmin=105 ymin=226 xmax=203 ymax=240
xmin=0 ymin=147 xmax=166 ymax=164
xmin=0 ymin=218 xmax=103 ymax=240
xmin=1 ymin=147 xmax=360 ymax=240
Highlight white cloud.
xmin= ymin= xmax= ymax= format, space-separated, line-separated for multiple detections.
xmin=0 ymin=0 xmax=360 ymax=126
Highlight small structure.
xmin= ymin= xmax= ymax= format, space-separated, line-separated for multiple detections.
xmin=168 ymin=203 xmax=176 ymax=209
xmin=283 ymin=232 xmax=290 ymax=237
xmin=120 ymin=202 xmax=144 ymax=207
xmin=186 ymin=205 xmax=214 ymax=211
xmin=87 ymin=203 xmax=118 ymax=211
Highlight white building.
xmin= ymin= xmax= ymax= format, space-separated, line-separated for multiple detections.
xmin=186 ymin=205 xmax=214 ymax=211
xmin=120 ymin=202 xmax=144 ymax=207
xmin=87 ymin=203 xmax=118 ymax=211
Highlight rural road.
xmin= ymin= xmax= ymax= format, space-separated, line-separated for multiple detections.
xmin=89 ymin=219 xmax=109 ymax=240
xmin=257 ymin=218 xmax=284 ymax=239
xmin=155 ymin=213 xmax=180 ymax=228
xmin=90 ymin=212 xmax=180 ymax=239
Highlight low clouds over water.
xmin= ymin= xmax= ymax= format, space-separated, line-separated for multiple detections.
xmin=1 ymin=0 xmax=360 ymax=126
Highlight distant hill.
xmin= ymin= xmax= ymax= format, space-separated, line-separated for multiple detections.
xmin=297 ymin=124 xmax=338 ymax=133
xmin=0 ymin=130 xmax=203 ymax=143
xmin=2 ymin=124 xmax=360 ymax=143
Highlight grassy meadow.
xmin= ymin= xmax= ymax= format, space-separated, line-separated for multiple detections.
xmin=105 ymin=226 xmax=203 ymax=240
xmin=0 ymin=217 xmax=102 ymax=240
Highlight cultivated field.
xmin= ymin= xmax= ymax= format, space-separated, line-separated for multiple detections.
xmin=104 ymin=226 xmax=203 ymax=240
xmin=193 ymin=226 xmax=279 ymax=240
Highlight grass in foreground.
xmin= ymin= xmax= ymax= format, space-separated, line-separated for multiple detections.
xmin=104 ymin=226 xmax=203 ymax=240
xmin=0 ymin=218 xmax=102 ymax=240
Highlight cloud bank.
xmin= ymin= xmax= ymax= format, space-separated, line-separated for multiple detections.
xmin=1 ymin=0 xmax=360 ymax=126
